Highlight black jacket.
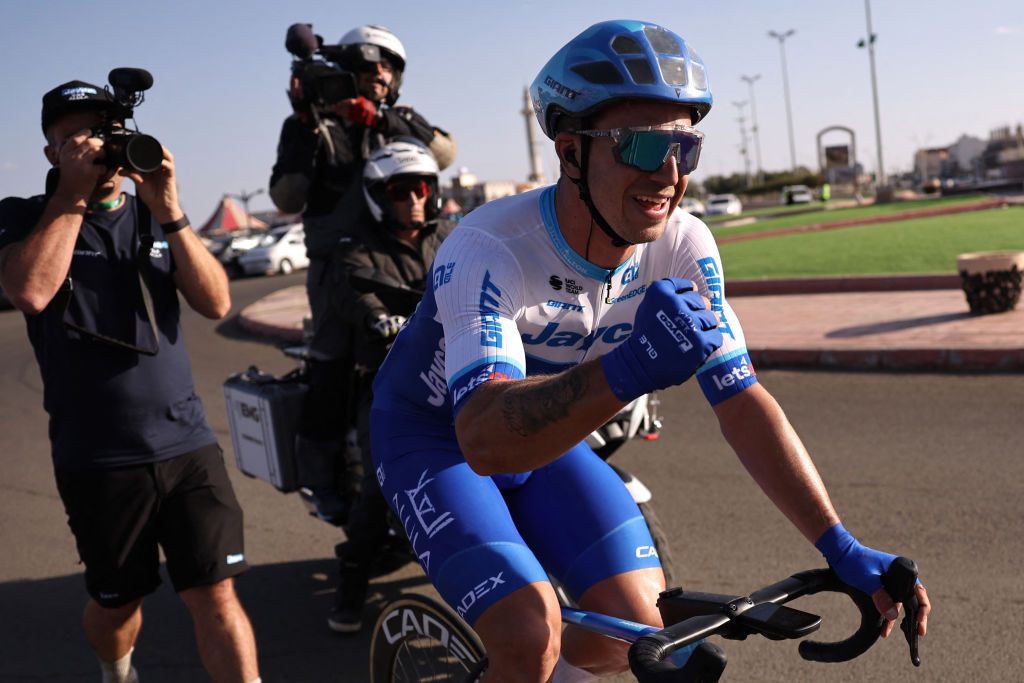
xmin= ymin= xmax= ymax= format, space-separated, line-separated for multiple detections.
xmin=336 ymin=218 xmax=454 ymax=370
xmin=268 ymin=106 xmax=442 ymax=258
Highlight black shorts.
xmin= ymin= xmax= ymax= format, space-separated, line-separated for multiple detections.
xmin=55 ymin=443 xmax=249 ymax=608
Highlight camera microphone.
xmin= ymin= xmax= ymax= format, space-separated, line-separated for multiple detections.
xmin=286 ymin=23 xmax=320 ymax=59
xmin=109 ymin=68 xmax=153 ymax=93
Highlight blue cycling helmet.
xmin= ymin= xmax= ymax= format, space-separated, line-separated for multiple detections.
xmin=531 ymin=20 xmax=713 ymax=139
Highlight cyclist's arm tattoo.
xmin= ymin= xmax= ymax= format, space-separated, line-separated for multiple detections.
xmin=501 ymin=370 xmax=588 ymax=436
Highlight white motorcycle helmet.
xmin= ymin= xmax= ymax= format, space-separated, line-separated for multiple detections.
xmin=338 ymin=24 xmax=406 ymax=105
xmin=363 ymin=139 xmax=442 ymax=224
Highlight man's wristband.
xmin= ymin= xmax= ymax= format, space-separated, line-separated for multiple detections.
xmin=161 ymin=215 xmax=191 ymax=234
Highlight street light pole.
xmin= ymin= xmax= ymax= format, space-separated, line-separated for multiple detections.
xmin=768 ymin=29 xmax=797 ymax=172
xmin=859 ymin=0 xmax=886 ymax=187
xmin=740 ymin=74 xmax=764 ymax=184
xmin=733 ymin=100 xmax=752 ymax=188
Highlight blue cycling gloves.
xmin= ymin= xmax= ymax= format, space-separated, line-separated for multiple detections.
xmin=815 ymin=522 xmax=898 ymax=596
xmin=601 ymin=278 xmax=723 ymax=403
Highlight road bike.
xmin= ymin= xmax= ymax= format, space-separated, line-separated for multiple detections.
xmin=368 ymin=556 xmax=921 ymax=682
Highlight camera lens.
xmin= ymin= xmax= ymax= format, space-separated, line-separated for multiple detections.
xmin=124 ymin=134 xmax=163 ymax=173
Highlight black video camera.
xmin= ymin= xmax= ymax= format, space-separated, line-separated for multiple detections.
xmin=285 ymin=23 xmax=358 ymax=115
xmin=95 ymin=68 xmax=164 ymax=174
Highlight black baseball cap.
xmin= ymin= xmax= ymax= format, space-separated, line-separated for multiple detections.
xmin=40 ymin=80 xmax=117 ymax=133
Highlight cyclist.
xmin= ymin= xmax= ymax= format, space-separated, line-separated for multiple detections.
xmin=370 ymin=20 xmax=930 ymax=682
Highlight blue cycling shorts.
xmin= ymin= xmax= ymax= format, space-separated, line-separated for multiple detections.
xmin=370 ymin=408 xmax=661 ymax=626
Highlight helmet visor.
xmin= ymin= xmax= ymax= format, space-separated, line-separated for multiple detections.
xmin=580 ymin=125 xmax=704 ymax=174
xmin=385 ymin=178 xmax=430 ymax=202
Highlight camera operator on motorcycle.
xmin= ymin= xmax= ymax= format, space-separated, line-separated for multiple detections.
xmin=368 ymin=20 xmax=930 ymax=682
xmin=0 ymin=76 xmax=259 ymax=683
xmin=326 ymin=139 xmax=454 ymax=633
xmin=268 ymin=23 xmax=456 ymax=524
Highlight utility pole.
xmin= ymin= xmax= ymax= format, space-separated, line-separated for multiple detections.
xmin=858 ymin=0 xmax=886 ymax=187
xmin=733 ymin=100 xmax=752 ymax=188
xmin=768 ymin=29 xmax=798 ymax=171
xmin=740 ymin=74 xmax=764 ymax=185
xmin=521 ymin=87 xmax=546 ymax=184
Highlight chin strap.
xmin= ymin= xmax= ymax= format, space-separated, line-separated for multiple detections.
xmin=567 ymin=135 xmax=632 ymax=248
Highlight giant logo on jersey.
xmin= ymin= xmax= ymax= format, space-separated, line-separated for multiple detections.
xmin=697 ymin=257 xmax=736 ymax=339
xmin=522 ymin=322 xmax=631 ymax=351
xmin=545 ymin=299 xmax=584 ymax=313
xmin=479 ymin=271 xmax=503 ymax=348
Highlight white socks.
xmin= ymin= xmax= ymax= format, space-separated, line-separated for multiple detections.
xmin=550 ymin=655 xmax=598 ymax=682
xmin=98 ymin=648 xmax=260 ymax=683
xmin=98 ymin=647 xmax=138 ymax=683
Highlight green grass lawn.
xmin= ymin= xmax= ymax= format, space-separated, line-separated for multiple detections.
xmin=706 ymin=194 xmax=988 ymax=238
xmin=719 ymin=206 xmax=1024 ymax=279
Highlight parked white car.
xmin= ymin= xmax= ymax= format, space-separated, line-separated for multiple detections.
xmin=704 ymin=194 xmax=743 ymax=216
xmin=781 ymin=185 xmax=814 ymax=205
xmin=678 ymin=197 xmax=706 ymax=218
xmin=238 ymin=223 xmax=309 ymax=276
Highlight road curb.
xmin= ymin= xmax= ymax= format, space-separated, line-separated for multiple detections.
xmin=236 ymin=285 xmax=306 ymax=343
xmin=729 ymin=274 xmax=960 ymax=296
xmin=748 ymin=347 xmax=1024 ymax=372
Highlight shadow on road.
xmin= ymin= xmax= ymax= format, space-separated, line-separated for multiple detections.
xmin=826 ymin=311 xmax=970 ymax=338
xmin=214 ymin=313 xmax=284 ymax=347
xmin=0 ymin=560 xmax=430 ymax=682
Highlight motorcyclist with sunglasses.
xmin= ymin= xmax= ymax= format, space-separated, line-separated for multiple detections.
xmin=326 ymin=139 xmax=454 ymax=633
xmin=368 ymin=20 xmax=930 ymax=682
xmin=268 ymin=24 xmax=455 ymax=526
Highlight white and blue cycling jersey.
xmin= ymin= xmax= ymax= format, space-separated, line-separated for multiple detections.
xmin=370 ymin=185 xmax=759 ymax=625
xmin=373 ymin=185 xmax=758 ymax=422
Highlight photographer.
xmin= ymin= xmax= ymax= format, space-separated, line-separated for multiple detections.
xmin=0 ymin=78 xmax=260 ymax=683
xmin=268 ymin=23 xmax=455 ymax=523
xmin=328 ymin=139 xmax=454 ymax=633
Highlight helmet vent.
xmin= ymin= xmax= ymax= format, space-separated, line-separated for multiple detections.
xmin=643 ymin=26 xmax=682 ymax=55
xmin=690 ymin=61 xmax=708 ymax=90
xmin=658 ymin=57 xmax=688 ymax=86
xmin=611 ymin=35 xmax=643 ymax=54
xmin=570 ymin=61 xmax=624 ymax=85
xmin=624 ymin=58 xmax=656 ymax=85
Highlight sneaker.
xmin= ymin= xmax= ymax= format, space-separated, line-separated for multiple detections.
xmin=327 ymin=560 xmax=370 ymax=634
xmin=327 ymin=603 xmax=362 ymax=634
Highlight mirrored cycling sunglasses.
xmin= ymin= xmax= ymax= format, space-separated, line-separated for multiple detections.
xmin=385 ymin=178 xmax=430 ymax=202
xmin=577 ymin=125 xmax=704 ymax=174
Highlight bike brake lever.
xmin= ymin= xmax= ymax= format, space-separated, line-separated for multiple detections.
xmin=881 ymin=556 xmax=921 ymax=667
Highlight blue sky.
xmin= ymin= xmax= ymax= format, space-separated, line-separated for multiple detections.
xmin=1 ymin=0 xmax=1021 ymax=218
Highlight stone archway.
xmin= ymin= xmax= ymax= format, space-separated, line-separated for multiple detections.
xmin=817 ymin=126 xmax=858 ymax=191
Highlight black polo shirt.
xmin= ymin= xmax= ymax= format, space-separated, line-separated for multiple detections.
xmin=0 ymin=193 xmax=217 ymax=470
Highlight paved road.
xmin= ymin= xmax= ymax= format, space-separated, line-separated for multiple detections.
xmin=1 ymin=274 xmax=1021 ymax=681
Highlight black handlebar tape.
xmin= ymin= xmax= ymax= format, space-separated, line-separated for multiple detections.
xmin=881 ymin=556 xmax=922 ymax=667
xmin=798 ymin=580 xmax=882 ymax=663
xmin=628 ymin=639 xmax=727 ymax=683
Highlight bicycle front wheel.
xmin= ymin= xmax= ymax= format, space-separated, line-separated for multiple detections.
xmin=638 ymin=501 xmax=677 ymax=588
xmin=369 ymin=593 xmax=487 ymax=683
